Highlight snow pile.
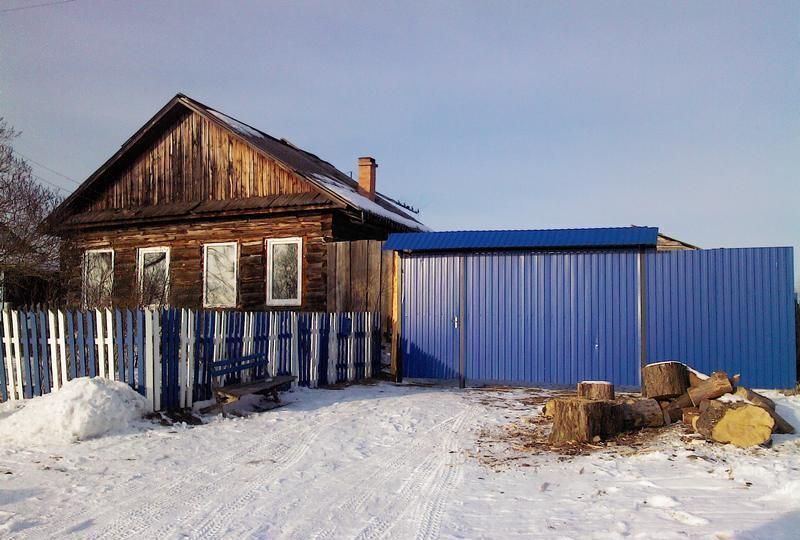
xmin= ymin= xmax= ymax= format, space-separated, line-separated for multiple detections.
xmin=0 ymin=377 xmax=148 ymax=445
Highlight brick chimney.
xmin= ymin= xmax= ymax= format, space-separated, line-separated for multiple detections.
xmin=358 ymin=156 xmax=377 ymax=200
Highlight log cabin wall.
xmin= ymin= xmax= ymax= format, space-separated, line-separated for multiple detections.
xmin=81 ymin=110 xmax=313 ymax=212
xmin=64 ymin=212 xmax=332 ymax=310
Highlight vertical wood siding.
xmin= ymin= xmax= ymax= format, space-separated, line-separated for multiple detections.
xmin=85 ymin=111 xmax=313 ymax=212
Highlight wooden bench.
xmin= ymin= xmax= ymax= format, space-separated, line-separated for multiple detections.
xmin=206 ymin=353 xmax=296 ymax=407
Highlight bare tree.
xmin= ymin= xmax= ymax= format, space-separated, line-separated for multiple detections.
xmin=0 ymin=118 xmax=63 ymax=306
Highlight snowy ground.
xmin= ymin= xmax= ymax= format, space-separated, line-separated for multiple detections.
xmin=1 ymin=382 xmax=799 ymax=539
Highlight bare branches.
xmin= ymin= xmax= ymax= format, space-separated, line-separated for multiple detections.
xmin=0 ymin=117 xmax=62 ymax=279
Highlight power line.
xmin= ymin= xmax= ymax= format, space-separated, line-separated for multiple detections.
xmin=0 ymin=0 xmax=76 ymax=14
xmin=13 ymin=149 xmax=81 ymax=185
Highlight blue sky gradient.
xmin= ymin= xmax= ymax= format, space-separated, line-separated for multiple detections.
xmin=1 ymin=1 xmax=797 ymax=287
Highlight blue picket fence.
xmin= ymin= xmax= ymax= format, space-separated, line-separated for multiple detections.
xmin=0 ymin=309 xmax=381 ymax=411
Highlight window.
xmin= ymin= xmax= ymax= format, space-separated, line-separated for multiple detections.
xmin=203 ymin=242 xmax=238 ymax=308
xmin=266 ymin=237 xmax=302 ymax=306
xmin=138 ymin=247 xmax=170 ymax=307
xmin=83 ymin=249 xmax=114 ymax=307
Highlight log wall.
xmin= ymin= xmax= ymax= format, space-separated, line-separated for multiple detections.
xmin=64 ymin=213 xmax=332 ymax=311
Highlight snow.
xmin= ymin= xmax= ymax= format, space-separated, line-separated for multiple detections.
xmin=0 ymin=377 xmax=148 ymax=446
xmin=207 ymin=109 xmax=265 ymax=139
xmin=310 ymin=172 xmax=430 ymax=231
xmin=0 ymin=383 xmax=799 ymax=539
xmin=688 ymin=367 xmax=710 ymax=380
xmin=205 ymin=108 xmax=428 ymax=232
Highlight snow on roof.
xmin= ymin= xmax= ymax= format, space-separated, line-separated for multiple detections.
xmin=207 ymin=109 xmax=264 ymax=139
xmin=309 ymin=173 xmax=429 ymax=231
xmin=202 ymin=103 xmax=427 ymax=231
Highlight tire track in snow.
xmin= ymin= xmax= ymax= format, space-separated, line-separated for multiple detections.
xmin=297 ymin=407 xmax=473 ymax=540
xmin=87 ymin=421 xmax=322 ymax=540
xmin=349 ymin=407 xmax=474 ymax=540
xmin=240 ymin=399 xmax=471 ymax=539
xmin=37 ymin=413 xmax=322 ymax=540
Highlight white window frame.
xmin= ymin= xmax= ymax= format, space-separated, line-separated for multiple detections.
xmin=83 ymin=248 xmax=115 ymax=308
xmin=265 ymin=237 xmax=303 ymax=307
xmin=137 ymin=246 xmax=171 ymax=307
xmin=203 ymin=241 xmax=239 ymax=308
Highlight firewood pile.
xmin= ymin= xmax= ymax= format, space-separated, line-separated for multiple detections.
xmin=546 ymin=361 xmax=795 ymax=448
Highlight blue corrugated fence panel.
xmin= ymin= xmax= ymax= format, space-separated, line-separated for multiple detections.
xmin=645 ymin=248 xmax=796 ymax=389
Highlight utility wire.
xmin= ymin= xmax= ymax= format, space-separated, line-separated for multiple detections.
xmin=0 ymin=0 xmax=76 ymax=14
xmin=13 ymin=149 xmax=81 ymax=185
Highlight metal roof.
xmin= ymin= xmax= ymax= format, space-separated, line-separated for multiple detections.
xmin=383 ymin=227 xmax=660 ymax=252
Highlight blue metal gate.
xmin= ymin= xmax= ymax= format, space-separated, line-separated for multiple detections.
xmin=400 ymin=254 xmax=461 ymax=380
xmin=463 ymin=252 xmax=641 ymax=387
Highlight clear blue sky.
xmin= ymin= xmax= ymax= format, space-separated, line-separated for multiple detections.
xmin=1 ymin=1 xmax=798 ymax=288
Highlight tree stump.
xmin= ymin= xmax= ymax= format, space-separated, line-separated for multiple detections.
xmin=577 ymin=381 xmax=615 ymax=400
xmin=695 ymin=402 xmax=774 ymax=447
xmin=548 ymin=398 xmax=623 ymax=443
xmin=688 ymin=371 xmax=733 ymax=406
xmin=642 ymin=362 xmax=689 ymax=399
xmin=620 ymin=398 xmax=666 ymax=429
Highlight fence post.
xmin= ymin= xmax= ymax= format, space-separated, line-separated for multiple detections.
xmin=268 ymin=314 xmax=279 ymax=378
xmin=178 ymin=308 xmax=188 ymax=408
xmin=106 ymin=309 xmax=115 ymax=380
xmin=11 ymin=311 xmax=24 ymax=398
xmin=95 ymin=308 xmax=106 ymax=378
xmin=57 ymin=310 xmax=67 ymax=387
xmin=48 ymin=310 xmax=60 ymax=391
xmin=3 ymin=310 xmax=17 ymax=400
xmin=365 ymin=312 xmax=373 ymax=379
xmin=347 ymin=312 xmax=356 ymax=382
xmin=144 ymin=309 xmax=155 ymax=411
xmin=290 ymin=313 xmax=299 ymax=388
xmin=327 ymin=313 xmax=338 ymax=385
xmin=186 ymin=309 xmax=195 ymax=407
xmin=309 ymin=313 xmax=320 ymax=388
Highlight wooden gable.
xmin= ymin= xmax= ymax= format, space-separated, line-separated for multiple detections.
xmin=79 ymin=109 xmax=315 ymax=213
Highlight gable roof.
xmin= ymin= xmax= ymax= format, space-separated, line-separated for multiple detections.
xmin=383 ymin=226 xmax=660 ymax=252
xmin=52 ymin=93 xmax=427 ymax=231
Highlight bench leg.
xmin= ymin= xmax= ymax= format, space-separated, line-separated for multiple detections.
xmin=271 ymin=388 xmax=280 ymax=403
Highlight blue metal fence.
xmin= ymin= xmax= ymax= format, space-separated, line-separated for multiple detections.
xmin=645 ymin=248 xmax=796 ymax=388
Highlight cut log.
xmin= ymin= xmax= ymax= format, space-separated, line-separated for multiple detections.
xmin=577 ymin=381 xmax=615 ymax=400
xmin=642 ymin=362 xmax=689 ymax=399
xmin=688 ymin=371 xmax=733 ymax=406
xmin=729 ymin=373 xmax=741 ymax=389
xmin=734 ymin=387 xmax=794 ymax=434
xmin=734 ymin=386 xmax=776 ymax=410
xmin=660 ymin=394 xmax=680 ymax=424
xmin=665 ymin=392 xmax=692 ymax=420
xmin=688 ymin=368 xmax=709 ymax=388
xmin=682 ymin=407 xmax=700 ymax=428
xmin=695 ymin=402 xmax=774 ymax=447
xmin=620 ymin=398 xmax=665 ymax=429
xmin=548 ymin=398 xmax=623 ymax=443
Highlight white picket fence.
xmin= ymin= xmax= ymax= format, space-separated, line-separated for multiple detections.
xmin=0 ymin=308 xmax=380 ymax=411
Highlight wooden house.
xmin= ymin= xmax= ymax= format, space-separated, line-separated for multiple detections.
xmin=49 ymin=94 xmax=426 ymax=310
